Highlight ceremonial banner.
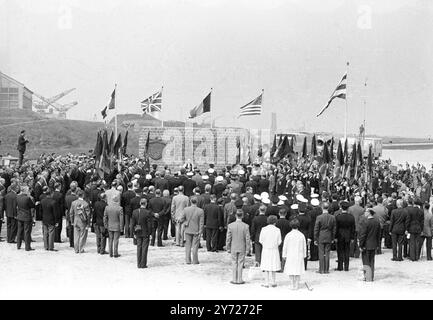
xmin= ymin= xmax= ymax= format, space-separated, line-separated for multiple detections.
xmin=317 ymin=72 xmax=347 ymax=117
xmin=190 ymin=91 xmax=211 ymax=119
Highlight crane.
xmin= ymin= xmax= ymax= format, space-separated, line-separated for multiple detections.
xmin=32 ymin=88 xmax=78 ymax=119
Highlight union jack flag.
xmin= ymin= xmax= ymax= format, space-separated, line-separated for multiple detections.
xmin=141 ymin=89 xmax=162 ymax=114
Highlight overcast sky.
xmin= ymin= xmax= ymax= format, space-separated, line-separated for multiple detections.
xmin=1 ymin=0 xmax=432 ymax=137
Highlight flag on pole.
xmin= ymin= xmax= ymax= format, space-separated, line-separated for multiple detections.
xmin=113 ymin=133 xmax=123 ymax=157
xmin=108 ymin=131 xmax=114 ymax=156
xmin=336 ymin=139 xmax=344 ymax=166
xmin=189 ymin=91 xmax=211 ymax=119
xmin=122 ymin=131 xmax=129 ymax=156
xmin=330 ymin=138 xmax=334 ymax=160
xmin=143 ymin=131 xmax=151 ymax=170
xmin=238 ymin=91 xmax=263 ymax=118
xmin=108 ymin=88 xmax=116 ymax=110
xmin=301 ymin=136 xmax=308 ymax=158
xmin=101 ymin=106 xmax=108 ymax=119
xmin=316 ymin=72 xmax=347 ymax=117
xmin=141 ymin=89 xmax=162 ymax=114
xmin=311 ymin=135 xmax=317 ymax=156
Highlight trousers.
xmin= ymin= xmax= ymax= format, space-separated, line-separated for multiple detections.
xmin=124 ymin=215 xmax=132 ymax=238
xmin=7 ymin=217 xmax=17 ymax=243
xmin=108 ymin=231 xmax=120 ymax=256
xmin=362 ymin=249 xmax=376 ymax=281
xmin=17 ymin=220 xmax=32 ymax=250
xmin=185 ymin=233 xmax=200 ymax=264
xmin=42 ymin=224 xmax=55 ymax=250
xmin=54 ymin=217 xmax=63 ymax=243
xmin=337 ymin=240 xmax=351 ymax=271
xmin=95 ymin=225 xmax=107 ymax=253
xmin=136 ymin=236 xmax=150 ymax=268
xmin=231 ymin=252 xmax=245 ymax=283
xmin=318 ymin=243 xmax=331 ymax=273
xmin=254 ymin=242 xmax=263 ymax=265
xmin=349 ymin=232 xmax=360 ymax=258
xmin=175 ymin=221 xmax=185 ymax=246
xmin=409 ymin=233 xmax=421 ymax=261
xmin=74 ymin=225 xmax=88 ymax=253
xmin=391 ymin=233 xmax=404 ymax=260
xmin=206 ymin=228 xmax=218 ymax=252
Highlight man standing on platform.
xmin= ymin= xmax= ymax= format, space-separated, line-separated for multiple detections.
xmin=226 ymin=209 xmax=251 ymax=285
xmin=17 ymin=130 xmax=29 ymax=167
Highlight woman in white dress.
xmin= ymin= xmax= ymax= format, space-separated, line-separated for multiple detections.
xmin=259 ymin=216 xmax=282 ymax=288
xmin=282 ymin=218 xmax=307 ymax=290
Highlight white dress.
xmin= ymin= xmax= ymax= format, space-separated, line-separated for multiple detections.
xmin=259 ymin=225 xmax=282 ymax=271
xmin=282 ymin=229 xmax=307 ymax=276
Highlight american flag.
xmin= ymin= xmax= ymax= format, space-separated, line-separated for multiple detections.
xmin=238 ymin=91 xmax=263 ymax=118
xmin=141 ymin=89 xmax=162 ymax=114
xmin=316 ymin=72 xmax=347 ymax=117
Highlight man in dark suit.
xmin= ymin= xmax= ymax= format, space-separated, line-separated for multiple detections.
xmin=131 ymin=198 xmax=153 ymax=268
xmin=5 ymin=185 xmax=18 ymax=243
xmin=405 ymin=198 xmax=424 ymax=261
xmin=149 ymin=189 xmax=166 ymax=247
xmin=65 ymin=182 xmax=79 ymax=248
xmin=226 ymin=210 xmax=251 ymax=284
xmin=307 ymin=199 xmax=322 ymax=261
xmin=121 ymin=182 xmax=136 ymax=238
xmin=389 ymin=199 xmax=407 ymax=261
xmin=17 ymin=130 xmax=29 ymax=167
xmin=204 ymin=195 xmax=223 ymax=252
xmin=314 ymin=202 xmax=336 ymax=274
xmin=16 ymin=186 xmax=35 ymax=251
xmin=251 ymin=205 xmax=268 ymax=265
xmin=359 ymin=208 xmax=381 ymax=281
xmin=162 ymin=190 xmax=172 ymax=240
xmin=182 ymin=172 xmax=197 ymax=197
xmin=41 ymin=189 xmax=58 ymax=251
xmin=276 ymin=208 xmax=291 ymax=269
xmin=93 ymin=193 xmax=108 ymax=254
xmin=335 ymin=201 xmax=356 ymax=271
xmin=52 ymin=183 xmax=65 ymax=243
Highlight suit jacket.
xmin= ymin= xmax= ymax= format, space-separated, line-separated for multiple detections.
xmin=70 ymin=199 xmax=91 ymax=227
xmin=335 ymin=212 xmax=356 ymax=242
xmin=405 ymin=206 xmax=424 ymax=234
xmin=103 ymin=204 xmax=124 ymax=232
xmin=52 ymin=191 xmax=65 ymax=218
xmin=276 ymin=218 xmax=291 ymax=242
xmin=93 ymin=200 xmax=107 ymax=227
xmin=130 ymin=208 xmax=153 ymax=238
xmin=182 ymin=205 xmax=204 ymax=235
xmin=17 ymin=135 xmax=28 ymax=152
xmin=390 ymin=208 xmax=407 ymax=235
xmin=121 ymin=190 xmax=136 ymax=216
xmin=16 ymin=194 xmax=35 ymax=222
xmin=314 ymin=212 xmax=336 ymax=244
xmin=4 ymin=190 xmax=17 ymax=218
xmin=41 ymin=196 xmax=57 ymax=226
xmin=226 ymin=220 xmax=251 ymax=254
xmin=171 ymin=194 xmax=190 ymax=221
xmin=348 ymin=204 xmax=364 ymax=232
xmin=182 ymin=179 xmax=197 ymax=197
xmin=203 ymin=203 xmax=223 ymax=229
xmin=251 ymin=214 xmax=268 ymax=243
xmin=149 ymin=196 xmax=166 ymax=221
xmin=359 ymin=217 xmax=381 ymax=250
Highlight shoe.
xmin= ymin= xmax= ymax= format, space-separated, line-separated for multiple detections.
xmin=9 ymin=241 xmax=17 ymax=244
xmin=315 ymin=271 xmax=324 ymax=274
xmin=334 ymin=268 xmax=342 ymax=271
xmin=100 ymin=251 xmax=108 ymax=255
xmin=391 ymin=258 xmax=398 ymax=261
xmin=157 ymin=244 xmax=164 ymax=247
xmin=49 ymin=249 xmax=58 ymax=252
xmin=271 ymin=284 xmax=277 ymax=288
xmin=110 ymin=254 xmax=113 ymax=258
xmin=114 ymin=255 xmax=121 ymax=258
xmin=261 ymin=284 xmax=269 ymax=288
xmin=230 ymin=281 xmax=245 ymax=285
xmin=26 ymin=248 xmax=35 ymax=251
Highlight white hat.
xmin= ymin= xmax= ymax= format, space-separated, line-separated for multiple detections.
xmin=261 ymin=192 xmax=269 ymax=199
xmin=278 ymin=195 xmax=288 ymax=201
xmin=311 ymin=199 xmax=320 ymax=206
xmin=238 ymin=170 xmax=245 ymax=175
xmin=262 ymin=198 xmax=270 ymax=205
xmin=146 ymin=174 xmax=152 ymax=180
xmin=254 ymin=194 xmax=262 ymax=201
xmin=216 ymin=176 xmax=224 ymax=182
xmin=187 ymin=172 xmax=194 ymax=177
xmin=354 ymin=195 xmax=362 ymax=202
xmin=208 ymin=168 xmax=215 ymax=174
xmin=311 ymin=193 xmax=319 ymax=199
xmin=134 ymin=174 xmax=140 ymax=179
xmin=300 ymin=197 xmax=308 ymax=203
xmin=296 ymin=194 xmax=307 ymax=203
xmin=291 ymin=204 xmax=299 ymax=210
xmin=277 ymin=200 xmax=284 ymax=206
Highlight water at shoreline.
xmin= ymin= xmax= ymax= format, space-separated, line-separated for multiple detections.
xmin=381 ymin=149 xmax=433 ymax=167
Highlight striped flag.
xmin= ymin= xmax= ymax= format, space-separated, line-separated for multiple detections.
xmin=141 ymin=89 xmax=162 ymax=114
xmin=316 ymin=72 xmax=347 ymax=117
xmin=101 ymin=106 xmax=108 ymax=119
xmin=190 ymin=91 xmax=211 ymax=119
xmin=108 ymin=88 xmax=116 ymax=110
xmin=238 ymin=91 xmax=263 ymax=118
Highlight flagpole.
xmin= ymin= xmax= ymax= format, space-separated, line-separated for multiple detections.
xmin=161 ymin=86 xmax=164 ymax=128
xmin=114 ymin=83 xmax=118 ymax=138
xmin=210 ymin=88 xmax=213 ymax=129
xmin=344 ymin=62 xmax=349 ymax=140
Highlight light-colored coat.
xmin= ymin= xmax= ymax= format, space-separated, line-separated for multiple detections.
xmin=422 ymin=209 xmax=433 ymax=237
xmin=104 ymin=204 xmax=124 ymax=232
xmin=282 ymin=229 xmax=307 ymax=276
xmin=171 ymin=194 xmax=190 ymax=222
xmin=182 ymin=205 xmax=204 ymax=235
xmin=69 ymin=199 xmax=91 ymax=228
xmin=226 ymin=220 xmax=251 ymax=254
xmin=259 ymin=224 xmax=282 ymax=271
xmin=105 ymin=188 xmax=121 ymax=207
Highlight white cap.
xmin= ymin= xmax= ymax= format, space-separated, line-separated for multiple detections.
xmin=187 ymin=172 xmax=194 ymax=177
xmin=277 ymin=200 xmax=284 ymax=206
xmin=262 ymin=198 xmax=270 ymax=205
xmin=300 ymin=197 xmax=308 ymax=203
xmin=202 ymin=175 xmax=209 ymax=180
xmin=311 ymin=199 xmax=320 ymax=206
xmin=261 ymin=192 xmax=269 ymax=199
xmin=146 ymin=174 xmax=152 ymax=180
xmin=238 ymin=170 xmax=245 ymax=175
xmin=278 ymin=195 xmax=288 ymax=201
xmin=296 ymin=194 xmax=307 ymax=202
xmin=134 ymin=174 xmax=140 ymax=179
xmin=311 ymin=193 xmax=319 ymax=199
xmin=208 ymin=168 xmax=215 ymax=174
xmin=291 ymin=204 xmax=299 ymax=210
xmin=254 ymin=194 xmax=262 ymax=201
xmin=216 ymin=176 xmax=224 ymax=182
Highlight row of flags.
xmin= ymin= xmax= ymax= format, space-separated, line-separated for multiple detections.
xmin=93 ymin=128 xmax=128 ymax=175
xmin=100 ymin=67 xmax=346 ymax=121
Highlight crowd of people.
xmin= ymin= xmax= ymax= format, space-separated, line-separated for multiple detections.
xmin=0 ymin=142 xmax=432 ymax=290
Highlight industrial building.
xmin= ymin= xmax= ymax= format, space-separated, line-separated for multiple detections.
xmin=0 ymin=71 xmax=33 ymax=110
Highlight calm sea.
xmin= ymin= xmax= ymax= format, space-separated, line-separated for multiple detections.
xmin=382 ymin=149 xmax=433 ymax=167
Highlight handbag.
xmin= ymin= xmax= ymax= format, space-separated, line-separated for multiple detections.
xmin=247 ymin=262 xmax=263 ymax=282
